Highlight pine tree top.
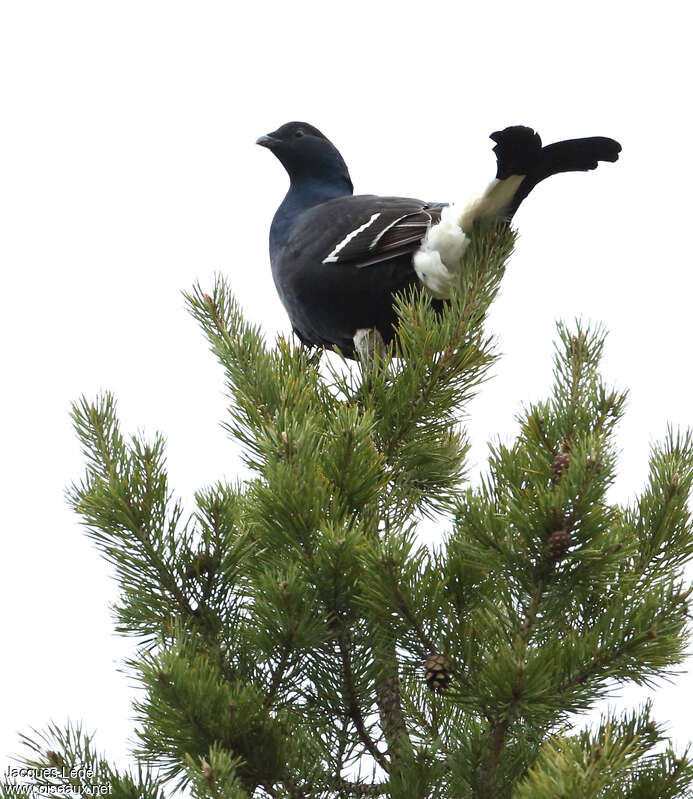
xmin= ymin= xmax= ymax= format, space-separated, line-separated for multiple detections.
xmin=6 ymin=226 xmax=693 ymax=799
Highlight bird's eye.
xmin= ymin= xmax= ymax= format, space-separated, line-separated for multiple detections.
xmin=294 ymin=129 xmax=305 ymax=138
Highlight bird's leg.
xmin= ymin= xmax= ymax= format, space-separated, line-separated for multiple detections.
xmin=353 ymin=327 xmax=386 ymax=373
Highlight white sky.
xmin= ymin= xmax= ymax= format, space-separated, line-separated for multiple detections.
xmin=2 ymin=0 xmax=692 ymax=781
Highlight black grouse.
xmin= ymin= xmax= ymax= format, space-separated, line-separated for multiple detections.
xmin=257 ymin=122 xmax=621 ymax=359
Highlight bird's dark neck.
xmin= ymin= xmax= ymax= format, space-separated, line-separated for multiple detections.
xmin=270 ymin=175 xmax=353 ymax=259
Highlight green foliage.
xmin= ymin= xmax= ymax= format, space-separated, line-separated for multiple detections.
xmin=1 ymin=723 xmax=165 ymax=799
xmin=9 ymin=225 xmax=693 ymax=798
xmin=513 ymin=704 xmax=693 ymax=798
xmin=184 ymin=744 xmax=249 ymax=799
xmin=133 ymin=640 xmax=287 ymax=790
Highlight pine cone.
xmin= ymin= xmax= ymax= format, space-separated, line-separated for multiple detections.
xmin=423 ymin=653 xmax=452 ymax=693
xmin=551 ymin=452 xmax=570 ymax=480
xmin=184 ymin=551 xmax=220 ymax=579
xmin=546 ymin=529 xmax=572 ymax=562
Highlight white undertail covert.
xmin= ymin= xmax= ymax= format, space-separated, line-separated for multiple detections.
xmin=413 ymin=175 xmax=525 ymax=299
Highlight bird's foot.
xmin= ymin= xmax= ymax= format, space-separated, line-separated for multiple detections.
xmin=353 ymin=327 xmax=386 ymax=374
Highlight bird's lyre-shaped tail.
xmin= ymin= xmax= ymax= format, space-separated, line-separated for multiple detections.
xmin=414 ymin=126 xmax=621 ymax=298
xmin=482 ymin=125 xmax=621 ymax=222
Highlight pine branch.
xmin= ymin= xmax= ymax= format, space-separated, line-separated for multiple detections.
xmin=477 ymin=577 xmax=547 ymax=799
xmin=69 ymin=395 xmax=200 ymax=635
xmin=46 ymin=219 xmax=693 ymax=799
xmin=373 ymin=663 xmax=412 ymax=765
xmin=264 ymin=638 xmax=295 ymax=708
xmin=7 ymin=723 xmax=165 ymax=799
xmin=336 ymin=632 xmax=389 ymax=772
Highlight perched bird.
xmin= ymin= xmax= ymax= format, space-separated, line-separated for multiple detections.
xmin=257 ymin=122 xmax=620 ymax=360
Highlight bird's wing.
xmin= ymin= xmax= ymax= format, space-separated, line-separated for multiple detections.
xmin=287 ymin=195 xmax=445 ymax=269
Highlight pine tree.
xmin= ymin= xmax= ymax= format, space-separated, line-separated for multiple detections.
xmin=5 ymin=226 xmax=693 ymax=798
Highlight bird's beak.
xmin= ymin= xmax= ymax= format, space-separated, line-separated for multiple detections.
xmin=256 ymin=134 xmax=278 ymax=149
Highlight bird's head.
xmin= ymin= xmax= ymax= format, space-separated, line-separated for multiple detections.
xmin=256 ymin=121 xmax=353 ymax=191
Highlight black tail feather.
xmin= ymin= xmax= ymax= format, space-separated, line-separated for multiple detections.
xmin=490 ymin=126 xmax=544 ymax=179
xmin=490 ymin=126 xmax=621 ymax=219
